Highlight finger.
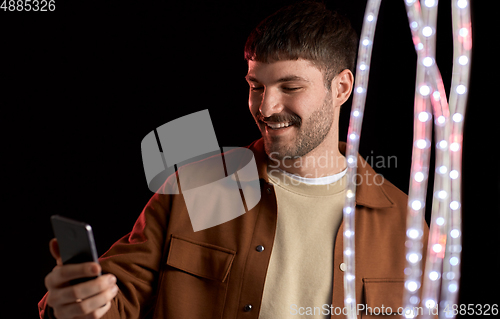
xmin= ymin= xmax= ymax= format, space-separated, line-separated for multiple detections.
xmin=49 ymin=238 xmax=63 ymax=266
xmin=46 ymin=262 xmax=101 ymax=289
xmin=56 ymin=284 xmax=118 ymax=318
xmin=82 ymin=301 xmax=112 ymax=319
xmin=52 ymin=274 xmax=116 ymax=306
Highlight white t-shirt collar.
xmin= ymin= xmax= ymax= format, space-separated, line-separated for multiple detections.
xmin=274 ymin=167 xmax=347 ymax=185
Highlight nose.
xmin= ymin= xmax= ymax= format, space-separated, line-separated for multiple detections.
xmin=259 ymin=88 xmax=284 ymax=118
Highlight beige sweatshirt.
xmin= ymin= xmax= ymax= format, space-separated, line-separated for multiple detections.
xmin=259 ymin=167 xmax=347 ymax=318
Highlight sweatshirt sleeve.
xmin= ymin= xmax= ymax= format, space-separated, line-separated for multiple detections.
xmin=38 ymin=182 xmax=174 ymax=319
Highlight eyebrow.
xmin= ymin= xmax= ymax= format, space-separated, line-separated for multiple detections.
xmin=245 ymin=75 xmax=310 ymax=84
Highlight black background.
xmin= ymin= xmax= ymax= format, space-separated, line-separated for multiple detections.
xmin=1 ymin=0 xmax=498 ymax=318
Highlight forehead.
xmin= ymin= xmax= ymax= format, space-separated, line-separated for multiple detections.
xmin=246 ymin=59 xmax=323 ymax=83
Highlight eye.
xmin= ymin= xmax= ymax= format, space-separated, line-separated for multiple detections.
xmin=283 ymin=87 xmax=301 ymax=92
xmin=250 ymin=86 xmax=264 ymax=92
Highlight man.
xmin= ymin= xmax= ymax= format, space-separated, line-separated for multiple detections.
xmin=40 ymin=1 xmax=429 ymax=318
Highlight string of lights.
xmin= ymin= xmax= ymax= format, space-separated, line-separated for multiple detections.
xmin=403 ymin=1 xmax=452 ymax=317
xmin=343 ymin=0 xmax=382 ymax=318
xmin=344 ymin=1 xmax=471 ymax=318
xmin=438 ymin=0 xmax=471 ymax=317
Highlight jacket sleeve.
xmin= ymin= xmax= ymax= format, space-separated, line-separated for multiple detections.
xmin=38 ymin=182 xmax=174 ymax=319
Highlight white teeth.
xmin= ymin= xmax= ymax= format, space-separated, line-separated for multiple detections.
xmin=266 ymin=121 xmax=292 ymax=129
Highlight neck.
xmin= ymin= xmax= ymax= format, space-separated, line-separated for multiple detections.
xmin=269 ymin=139 xmax=346 ymax=179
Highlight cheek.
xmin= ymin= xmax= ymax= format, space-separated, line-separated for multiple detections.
xmin=248 ymin=93 xmax=261 ymax=114
xmin=284 ymin=92 xmax=323 ymax=118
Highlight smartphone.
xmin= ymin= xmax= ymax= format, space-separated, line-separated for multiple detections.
xmin=50 ymin=215 xmax=101 ymax=284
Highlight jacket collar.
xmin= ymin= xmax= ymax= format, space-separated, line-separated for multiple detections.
xmin=248 ymin=138 xmax=394 ymax=209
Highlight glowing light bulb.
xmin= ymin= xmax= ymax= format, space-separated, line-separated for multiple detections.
xmin=436 ymin=217 xmax=444 ymax=225
xmin=345 ymin=249 xmax=352 ymax=256
xmin=419 ymin=85 xmax=430 ymax=96
xmin=344 ymin=207 xmax=352 ymax=214
xmin=458 ymin=55 xmax=468 ymax=65
xmin=450 ymin=142 xmax=460 ymax=152
xmin=450 ymin=170 xmax=459 ymax=179
xmin=425 ymin=299 xmax=436 ymax=309
xmin=416 ymin=139 xmax=427 ymax=149
xmin=452 ymin=113 xmax=463 ymax=122
xmin=408 ymin=253 xmax=419 ymax=263
xmin=408 ymin=228 xmax=419 ymax=239
xmin=457 ymin=0 xmax=468 ymax=9
xmin=352 ymin=110 xmax=360 ymax=117
xmin=345 ymin=230 xmax=353 ymax=237
xmin=422 ymin=26 xmax=433 ymax=37
xmin=418 ymin=111 xmax=430 ymax=122
xmin=432 ymin=244 xmax=442 ymax=253
xmin=450 ymin=229 xmax=460 ymax=238
xmin=362 ymin=38 xmax=370 ymax=46
xmin=437 ymin=115 xmax=446 ymax=124
xmin=450 ymin=201 xmax=460 ymax=210
xmin=359 ymin=63 xmax=367 ymax=71
xmin=456 ymin=84 xmax=466 ymax=94
xmin=407 ymin=281 xmax=418 ymax=292
xmin=429 ymin=271 xmax=439 ymax=281
xmin=448 ymin=283 xmax=458 ymax=292
xmin=433 ymin=91 xmax=441 ymax=101
xmin=450 ymin=257 xmax=459 ymax=266
xmin=438 ymin=140 xmax=448 ymax=149
xmin=356 ymin=87 xmax=364 ymax=94
xmin=437 ymin=190 xmax=447 ymax=199
xmin=346 ymin=190 xmax=354 ymax=198
xmin=349 ymin=133 xmax=357 ymax=140
xmin=414 ymin=172 xmax=424 ymax=182
xmin=411 ymin=200 xmax=422 ymax=210
xmin=367 ymin=14 xmax=374 ymax=22
xmin=438 ymin=165 xmax=447 ymax=174
xmin=423 ymin=57 xmax=433 ymax=66
xmin=459 ymin=27 xmax=468 ymax=37
xmin=405 ymin=309 xmax=416 ymax=319
xmin=424 ymin=0 xmax=436 ymax=7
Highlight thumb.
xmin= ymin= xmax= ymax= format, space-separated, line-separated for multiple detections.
xmin=49 ymin=238 xmax=63 ymax=266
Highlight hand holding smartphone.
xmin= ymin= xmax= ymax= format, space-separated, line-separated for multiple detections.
xmin=45 ymin=216 xmax=118 ymax=318
xmin=50 ymin=215 xmax=101 ymax=284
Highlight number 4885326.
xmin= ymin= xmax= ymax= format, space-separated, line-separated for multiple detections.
xmin=1 ymin=0 xmax=56 ymax=11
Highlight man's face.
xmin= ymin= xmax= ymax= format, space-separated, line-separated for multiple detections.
xmin=246 ymin=59 xmax=334 ymax=160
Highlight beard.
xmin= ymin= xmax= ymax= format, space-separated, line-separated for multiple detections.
xmin=256 ymin=91 xmax=334 ymax=160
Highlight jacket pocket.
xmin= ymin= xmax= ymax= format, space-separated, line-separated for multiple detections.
xmin=157 ymin=235 xmax=236 ymax=319
xmin=166 ymin=235 xmax=235 ymax=281
xmin=360 ymin=278 xmax=404 ymax=318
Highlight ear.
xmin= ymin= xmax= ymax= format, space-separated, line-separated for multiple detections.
xmin=331 ymin=69 xmax=354 ymax=107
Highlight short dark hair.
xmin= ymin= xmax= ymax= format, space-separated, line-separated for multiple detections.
xmin=244 ymin=1 xmax=358 ymax=89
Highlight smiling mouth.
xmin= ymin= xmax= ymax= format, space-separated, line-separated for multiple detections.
xmin=263 ymin=121 xmax=294 ymax=130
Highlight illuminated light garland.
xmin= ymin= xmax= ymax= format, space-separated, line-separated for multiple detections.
xmin=401 ymin=1 xmax=470 ymax=318
xmin=344 ymin=1 xmax=471 ymax=318
xmin=343 ymin=1 xmax=382 ymax=318
xmin=402 ymin=1 xmax=452 ymax=317
xmin=438 ymin=0 xmax=470 ymax=317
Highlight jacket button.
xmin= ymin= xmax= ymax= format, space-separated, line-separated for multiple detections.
xmin=243 ymin=304 xmax=253 ymax=312
xmin=339 ymin=263 xmax=346 ymax=271
xmin=256 ymin=245 xmax=265 ymax=252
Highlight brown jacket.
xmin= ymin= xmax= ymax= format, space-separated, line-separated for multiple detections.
xmin=39 ymin=138 xmax=429 ymax=319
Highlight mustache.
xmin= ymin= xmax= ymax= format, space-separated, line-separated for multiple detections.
xmin=256 ymin=112 xmax=302 ymax=125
